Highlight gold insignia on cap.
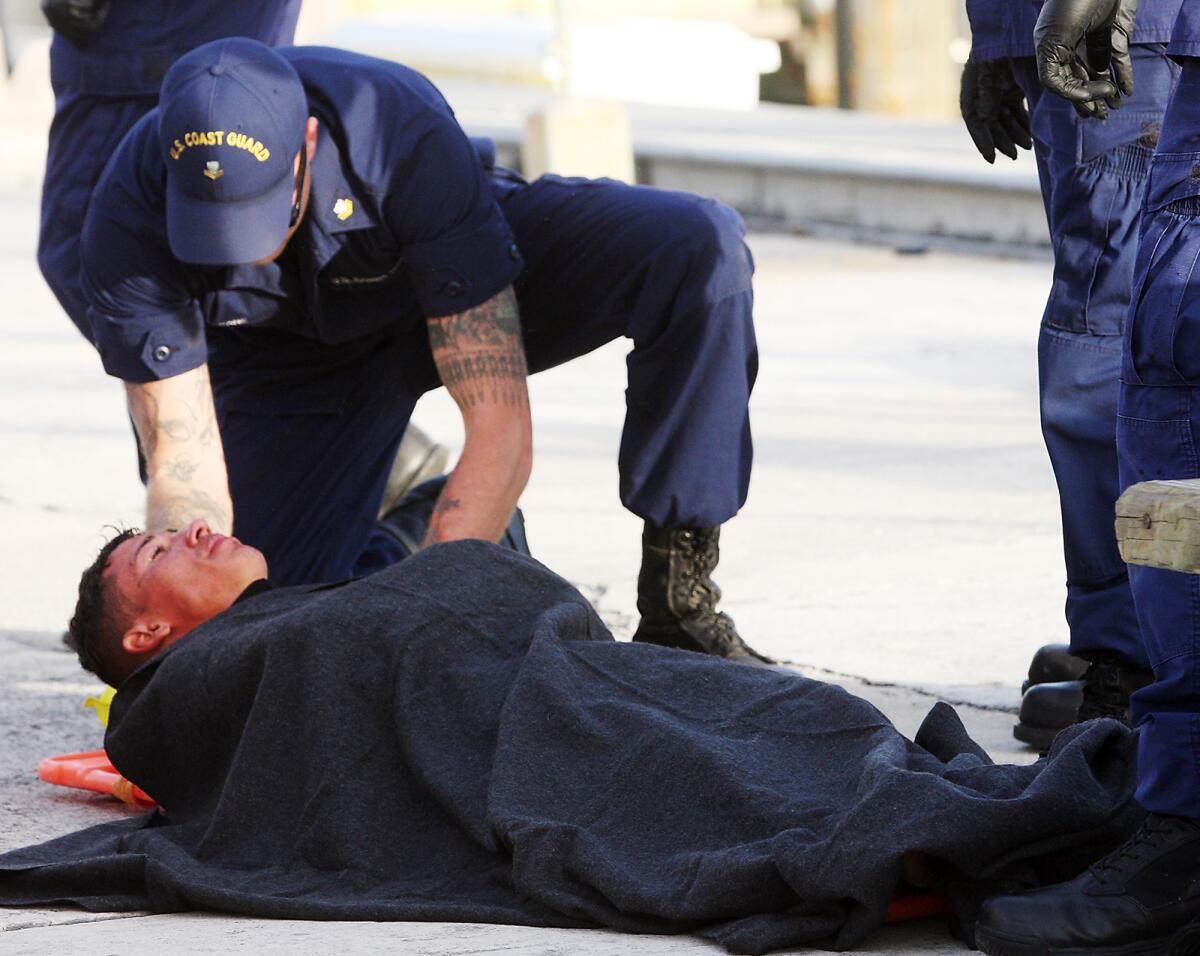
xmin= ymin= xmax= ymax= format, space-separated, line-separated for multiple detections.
xmin=333 ymin=197 xmax=354 ymax=221
xmin=203 ymin=161 xmax=224 ymax=181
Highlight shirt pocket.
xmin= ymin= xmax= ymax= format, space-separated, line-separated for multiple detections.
xmin=204 ymin=263 xmax=313 ymax=339
xmin=320 ymin=231 xmax=406 ymax=289
xmin=1041 ymin=111 xmax=1161 ymax=336
xmin=317 ymin=234 xmax=420 ymax=342
xmin=1116 ymin=392 xmax=1199 ymax=489
xmin=1077 ymin=111 xmax=1161 ymax=175
xmin=204 ymin=287 xmax=308 ymax=335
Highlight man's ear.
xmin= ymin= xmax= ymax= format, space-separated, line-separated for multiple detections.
xmin=121 ymin=620 xmax=172 ymax=656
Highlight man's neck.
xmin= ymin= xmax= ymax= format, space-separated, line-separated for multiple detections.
xmin=234 ymin=579 xmax=272 ymax=604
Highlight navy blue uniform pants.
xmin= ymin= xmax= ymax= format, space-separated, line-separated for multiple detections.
xmin=1013 ymin=46 xmax=1178 ymax=668
xmin=39 ymin=93 xmax=158 ymax=338
xmin=208 ymin=175 xmax=757 ymax=587
xmin=1119 ymin=56 xmax=1200 ymax=818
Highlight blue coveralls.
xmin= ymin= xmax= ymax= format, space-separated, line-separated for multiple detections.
xmin=966 ymin=0 xmax=1182 ymax=669
xmin=1118 ymin=5 xmax=1200 ymax=818
xmin=80 ymin=48 xmax=757 ymax=588
xmin=38 ymin=0 xmax=300 ymax=339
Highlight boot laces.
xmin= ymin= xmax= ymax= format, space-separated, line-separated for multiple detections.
xmin=671 ymin=529 xmax=721 ymax=611
xmin=698 ymin=610 xmax=744 ymax=656
xmin=682 ymin=608 xmax=771 ymax=662
xmin=1077 ymin=655 xmax=1131 ymax=723
xmin=1091 ymin=816 xmax=1182 ymax=879
xmin=662 ymin=529 xmax=770 ymax=662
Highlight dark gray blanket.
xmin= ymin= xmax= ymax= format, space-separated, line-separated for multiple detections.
xmin=0 ymin=542 xmax=1141 ymax=953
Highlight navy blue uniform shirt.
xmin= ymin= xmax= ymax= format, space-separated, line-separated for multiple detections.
xmin=967 ymin=0 xmax=1185 ymax=62
xmin=82 ymin=47 xmax=523 ymax=383
xmin=50 ymin=0 xmax=301 ymax=97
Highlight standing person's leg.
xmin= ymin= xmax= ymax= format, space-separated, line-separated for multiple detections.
xmin=39 ymin=93 xmax=162 ymax=485
xmin=1010 ymin=47 xmax=1176 ymax=746
xmin=38 ymin=94 xmax=157 ymax=340
xmin=976 ymin=59 xmax=1200 ymax=956
xmin=498 ymin=175 xmax=767 ymax=664
xmin=1119 ymin=57 xmax=1200 ymax=823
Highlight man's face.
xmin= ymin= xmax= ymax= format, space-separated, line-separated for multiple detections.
xmin=106 ymin=520 xmax=268 ymax=644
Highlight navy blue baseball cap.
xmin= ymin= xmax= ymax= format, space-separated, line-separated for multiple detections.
xmin=158 ymin=38 xmax=308 ymax=265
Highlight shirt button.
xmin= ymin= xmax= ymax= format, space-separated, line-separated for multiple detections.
xmin=443 ymin=280 xmax=465 ymax=296
xmin=509 ymin=243 xmax=520 ymax=260
xmin=153 ymin=345 xmax=172 ymax=362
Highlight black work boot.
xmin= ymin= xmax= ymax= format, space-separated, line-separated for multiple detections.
xmin=1013 ymin=653 xmax=1153 ymax=752
xmin=1012 ymin=644 xmax=1087 ymax=747
xmin=975 ymin=814 xmax=1200 ymax=955
xmin=1022 ymin=643 xmax=1088 ymax=693
xmin=1075 ymin=651 xmax=1154 ymax=724
xmin=632 ymin=524 xmax=773 ymax=666
xmin=1013 ymin=679 xmax=1084 ymax=751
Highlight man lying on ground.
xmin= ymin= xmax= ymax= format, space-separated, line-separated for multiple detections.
xmin=0 ymin=525 xmax=1156 ymax=953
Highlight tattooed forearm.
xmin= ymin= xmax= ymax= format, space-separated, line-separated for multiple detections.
xmin=417 ymin=287 xmax=532 ymax=545
xmin=437 ymin=354 xmax=528 ymax=406
xmin=159 ymin=418 xmax=194 ymax=443
xmin=427 ymin=287 xmax=529 ymax=410
xmin=126 ymin=364 xmax=234 ymax=534
xmin=424 ymin=495 xmax=462 ymax=545
xmin=196 ymin=413 xmax=218 ymax=447
xmin=150 ymin=489 xmax=232 ymax=535
xmin=127 ymin=365 xmax=220 ymax=458
xmin=192 ymin=373 xmax=218 ymax=446
xmin=162 ymin=456 xmax=200 ymax=483
xmin=126 ymin=387 xmax=160 ymax=459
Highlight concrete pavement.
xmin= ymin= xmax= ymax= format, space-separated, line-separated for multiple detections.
xmin=1 ymin=915 xmax=972 ymax=956
xmin=0 ymin=169 xmax=1065 ymax=951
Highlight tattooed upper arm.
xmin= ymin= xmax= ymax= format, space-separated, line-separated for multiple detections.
xmin=427 ymin=287 xmax=529 ymax=410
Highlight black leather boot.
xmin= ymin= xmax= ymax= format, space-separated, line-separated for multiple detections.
xmin=1013 ymin=653 xmax=1153 ymax=752
xmin=1075 ymin=652 xmax=1154 ymax=724
xmin=1013 ymin=679 xmax=1084 ymax=751
xmin=1013 ymin=644 xmax=1087 ymax=747
xmin=632 ymin=524 xmax=773 ymax=666
xmin=1022 ymin=643 xmax=1088 ymax=693
xmin=975 ymin=814 xmax=1200 ymax=955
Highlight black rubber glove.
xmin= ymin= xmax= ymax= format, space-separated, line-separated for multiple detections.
xmin=41 ymin=0 xmax=112 ymax=47
xmin=1035 ymin=0 xmax=1138 ymax=118
xmin=960 ymin=58 xmax=1033 ymax=164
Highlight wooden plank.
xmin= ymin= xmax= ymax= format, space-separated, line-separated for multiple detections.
xmin=1116 ymin=479 xmax=1200 ymax=573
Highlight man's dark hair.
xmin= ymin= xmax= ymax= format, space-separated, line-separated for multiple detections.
xmin=67 ymin=528 xmax=140 ymax=688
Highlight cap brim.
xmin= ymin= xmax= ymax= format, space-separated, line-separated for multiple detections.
xmin=166 ymin=174 xmax=295 ymax=266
